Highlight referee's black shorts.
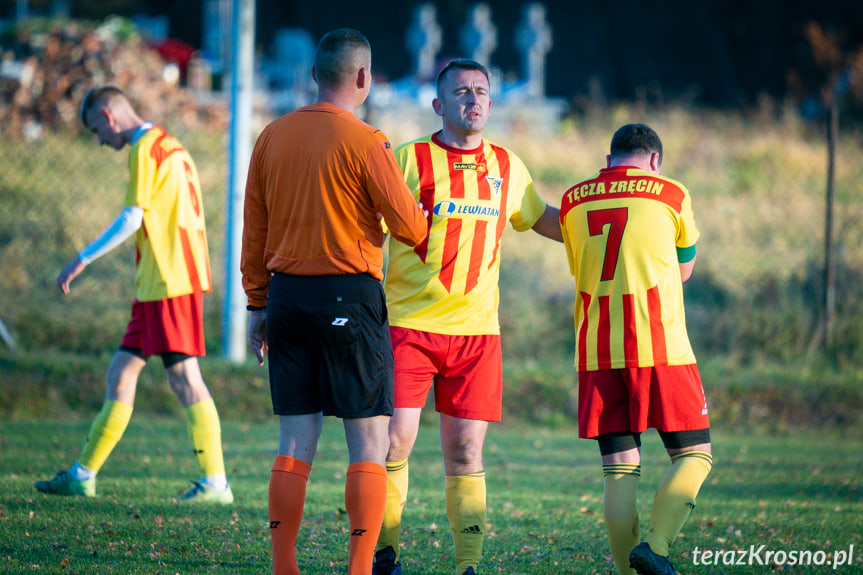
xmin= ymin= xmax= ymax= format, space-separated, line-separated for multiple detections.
xmin=265 ymin=272 xmax=394 ymax=418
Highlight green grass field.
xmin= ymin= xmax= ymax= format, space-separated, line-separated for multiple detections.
xmin=2 ymin=101 xmax=863 ymax=574
xmin=1 ymin=417 xmax=860 ymax=574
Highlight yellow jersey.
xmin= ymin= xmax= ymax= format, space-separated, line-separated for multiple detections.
xmin=385 ymin=133 xmax=546 ymax=335
xmin=125 ymin=126 xmax=211 ymax=301
xmin=561 ymin=166 xmax=699 ymax=370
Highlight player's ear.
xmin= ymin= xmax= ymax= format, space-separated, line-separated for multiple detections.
xmin=356 ymin=66 xmax=369 ymax=90
xmin=101 ymin=107 xmax=115 ymax=127
xmin=311 ymin=65 xmax=318 ymax=85
xmin=432 ymin=98 xmax=443 ymax=117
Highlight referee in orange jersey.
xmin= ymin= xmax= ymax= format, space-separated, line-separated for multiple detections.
xmin=241 ymin=29 xmax=427 ymax=575
xmin=560 ymin=123 xmax=713 ymax=575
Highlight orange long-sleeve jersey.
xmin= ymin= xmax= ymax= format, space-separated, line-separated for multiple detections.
xmin=241 ymin=102 xmax=427 ymax=308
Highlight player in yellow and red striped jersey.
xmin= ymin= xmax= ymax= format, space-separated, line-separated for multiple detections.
xmin=374 ymin=59 xmax=563 ymax=575
xmin=35 ymin=86 xmax=231 ymax=505
xmin=560 ymin=124 xmax=712 ymax=575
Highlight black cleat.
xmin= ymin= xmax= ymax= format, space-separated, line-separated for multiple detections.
xmin=372 ymin=546 xmax=402 ymax=575
xmin=629 ymin=542 xmax=676 ymax=575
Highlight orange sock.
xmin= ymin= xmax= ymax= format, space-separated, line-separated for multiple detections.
xmin=269 ymin=456 xmax=311 ymax=575
xmin=345 ymin=462 xmax=388 ymax=575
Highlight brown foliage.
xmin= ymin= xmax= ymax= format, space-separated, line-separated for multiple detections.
xmin=0 ymin=20 xmax=227 ymax=141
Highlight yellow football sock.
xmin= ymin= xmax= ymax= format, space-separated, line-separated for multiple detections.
xmin=184 ymin=398 xmax=226 ymax=480
xmin=602 ymin=463 xmax=640 ymax=575
xmin=644 ymin=450 xmax=713 ymax=556
xmin=78 ymin=399 xmax=133 ymax=473
xmin=446 ymin=471 xmax=486 ymax=575
xmin=377 ymin=458 xmax=409 ymax=558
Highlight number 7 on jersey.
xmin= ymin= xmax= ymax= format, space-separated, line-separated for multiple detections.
xmin=587 ymin=208 xmax=628 ymax=281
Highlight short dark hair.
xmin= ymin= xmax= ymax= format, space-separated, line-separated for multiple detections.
xmin=314 ymin=28 xmax=371 ymax=87
xmin=80 ymin=85 xmax=125 ymax=127
xmin=435 ymin=58 xmax=490 ymax=96
xmin=610 ymin=123 xmax=663 ymax=164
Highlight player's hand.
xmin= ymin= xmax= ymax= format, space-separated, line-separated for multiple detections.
xmin=419 ymin=201 xmax=429 ymax=217
xmin=248 ymin=310 xmax=268 ymax=366
xmin=57 ymin=258 xmax=86 ymax=294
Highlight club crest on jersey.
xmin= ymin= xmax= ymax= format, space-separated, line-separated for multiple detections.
xmin=486 ymin=177 xmax=503 ymax=196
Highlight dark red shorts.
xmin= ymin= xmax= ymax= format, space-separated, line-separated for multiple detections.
xmin=390 ymin=326 xmax=502 ymax=422
xmin=578 ymin=364 xmax=709 ymax=439
xmin=120 ymin=292 xmax=205 ymax=357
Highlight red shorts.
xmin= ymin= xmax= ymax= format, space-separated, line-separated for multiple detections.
xmin=578 ymin=364 xmax=709 ymax=439
xmin=120 ymin=292 xmax=206 ymax=357
xmin=390 ymin=326 xmax=502 ymax=422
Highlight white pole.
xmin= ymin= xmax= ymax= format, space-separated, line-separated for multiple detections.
xmin=222 ymin=0 xmax=255 ymax=363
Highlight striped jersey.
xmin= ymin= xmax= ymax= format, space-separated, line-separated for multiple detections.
xmin=560 ymin=166 xmax=699 ymax=370
xmin=124 ymin=126 xmax=211 ymax=302
xmin=385 ymin=132 xmax=547 ymax=335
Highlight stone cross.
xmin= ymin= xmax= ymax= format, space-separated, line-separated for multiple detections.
xmin=460 ymin=3 xmax=497 ymax=67
xmin=516 ymin=2 xmax=552 ymax=98
xmin=406 ymin=2 xmax=442 ymax=81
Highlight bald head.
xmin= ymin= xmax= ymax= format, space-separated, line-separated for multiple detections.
xmin=313 ymin=28 xmax=371 ymax=89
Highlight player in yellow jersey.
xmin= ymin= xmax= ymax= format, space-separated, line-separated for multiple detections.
xmin=34 ymin=86 xmax=232 ymax=504
xmin=373 ymin=59 xmax=563 ymax=575
xmin=560 ymin=124 xmax=712 ymax=575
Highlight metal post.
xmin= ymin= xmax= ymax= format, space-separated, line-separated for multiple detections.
xmin=824 ymin=102 xmax=838 ymax=351
xmin=222 ymin=0 xmax=255 ymax=363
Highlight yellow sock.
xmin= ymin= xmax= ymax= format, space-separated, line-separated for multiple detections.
xmin=78 ymin=399 xmax=133 ymax=473
xmin=184 ymin=399 xmax=226 ymax=479
xmin=378 ymin=458 xmax=409 ymax=558
xmin=644 ymin=451 xmax=713 ymax=556
xmin=602 ymin=463 xmax=640 ymax=575
xmin=445 ymin=471 xmax=486 ymax=575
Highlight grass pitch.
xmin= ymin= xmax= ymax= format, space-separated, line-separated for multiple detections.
xmin=1 ymin=417 xmax=861 ymax=574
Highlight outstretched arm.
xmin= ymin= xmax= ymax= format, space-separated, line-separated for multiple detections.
xmin=57 ymin=206 xmax=143 ymax=294
xmin=531 ymin=204 xmax=564 ymax=242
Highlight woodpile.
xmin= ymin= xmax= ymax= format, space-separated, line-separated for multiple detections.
xmin=0 ymin=20 xmax=227 ymax=140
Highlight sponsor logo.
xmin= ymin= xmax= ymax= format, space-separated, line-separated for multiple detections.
xmin=434 ymin=201 xmax=457 ymax=217
xmin=270 ymin=521 xmax=281 ymax=529
xmin=433 ymin=201 xmax=500 ymax=218
xmin=332 ymin=317 xmax=349 ymax=326
xmin=461 ymin=524 xmax=482 ymax=534
xmin=454 ymin=162 xmax=476 ymax=170
xmin=351 ymin=528 xmax=368 ymax=537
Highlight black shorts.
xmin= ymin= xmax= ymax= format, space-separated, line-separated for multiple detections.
xmin=266 ymin=273 xmax=394 ymax=418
